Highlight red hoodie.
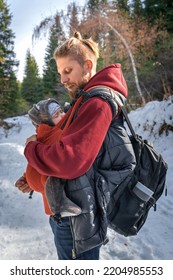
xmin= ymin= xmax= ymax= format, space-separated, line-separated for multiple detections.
xmin=24 ymin=64 xmax=128 ymax=192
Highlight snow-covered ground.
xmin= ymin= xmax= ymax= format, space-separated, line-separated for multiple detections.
xmin=0 ymin=96 xmax=173 ymax=260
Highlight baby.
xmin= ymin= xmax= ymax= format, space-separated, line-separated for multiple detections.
xmin=28 ymin=98 xmax=81 ymax=218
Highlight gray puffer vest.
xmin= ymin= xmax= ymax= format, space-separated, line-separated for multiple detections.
xmin=65 ymin=88 xmax=136 ymax=256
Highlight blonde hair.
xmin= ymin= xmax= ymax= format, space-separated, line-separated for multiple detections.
xmin=54 ymin=31 xmax=99 ymax=71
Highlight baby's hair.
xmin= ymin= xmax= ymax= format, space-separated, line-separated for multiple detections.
xmin=54 ymin=31 xmax=99 ymax=69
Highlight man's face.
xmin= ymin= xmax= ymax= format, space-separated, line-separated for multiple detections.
xmin=56 ymin=56 xmax=91 ymax=98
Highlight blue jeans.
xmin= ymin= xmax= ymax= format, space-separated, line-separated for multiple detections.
xmin=49 ymin=216 xmax=100 ymax=260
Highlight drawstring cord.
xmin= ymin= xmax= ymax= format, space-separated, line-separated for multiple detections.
xmin=29 ymin=190 xmax=34 ymax=199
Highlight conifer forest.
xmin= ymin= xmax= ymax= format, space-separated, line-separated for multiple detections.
xmin=0 ymin=0 xmax=173 ymax=118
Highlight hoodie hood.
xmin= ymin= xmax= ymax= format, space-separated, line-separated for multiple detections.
xmin=84 ymin=63 xmax=128 ymax=98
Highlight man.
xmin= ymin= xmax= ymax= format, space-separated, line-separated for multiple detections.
xmin=16 ymin=31 xmax=135 ymax=260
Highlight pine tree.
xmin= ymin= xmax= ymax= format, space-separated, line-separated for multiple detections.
xmin=21 ymin=49 xmax=43 ymax=104
xmin=87 ymin=0 xmax=108 ymax=13
xmin=67 ymin=2 xmax=79 ymax=36
xmin=130 ymin=0 xmax=143 ymax=16
xmin=116 ymin=0 xmax=129 ymax=12
xmin=43 ymin=14 xmax=67 ymax=102
xmin=143 ymin=0 xmax=173 ymax=32
xmin=0 ymin=0 xmax=19 ymax=118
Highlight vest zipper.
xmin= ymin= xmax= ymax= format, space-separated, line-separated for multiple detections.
xmin=69 ymin=217 xmax=76 ymax=259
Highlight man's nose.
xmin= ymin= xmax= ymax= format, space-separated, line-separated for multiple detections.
xmin=61 ymin=74 xmax=68 ymax=84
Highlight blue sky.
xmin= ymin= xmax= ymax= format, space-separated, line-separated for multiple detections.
xmin=6 ymin=0 xmax=85 ymax=81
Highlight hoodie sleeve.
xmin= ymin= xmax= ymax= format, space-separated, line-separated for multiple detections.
xmin=24 ymin=97 xmax=112 ymax=179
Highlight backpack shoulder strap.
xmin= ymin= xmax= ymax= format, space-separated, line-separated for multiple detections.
xmin=78 ymin=86 xmax=126 ymax=119
xmin=112 ymin=95 xmax=137 ymax=138
xmin=83 ymin=86 xmax=137 ymax=138
xmin=75 ymin=86 xmax=136 ymax=134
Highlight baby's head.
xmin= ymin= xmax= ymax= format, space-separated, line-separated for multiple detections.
xmin=28 ymin=98 xmax=64 ymax=127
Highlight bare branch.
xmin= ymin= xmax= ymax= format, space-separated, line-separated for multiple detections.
xmin=104 ymin=20 xmax=145 ymax=105
xmin=32 ymin=16 xmax=54 ymax=44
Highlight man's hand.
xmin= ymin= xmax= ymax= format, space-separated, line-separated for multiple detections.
xmin=15 ymin=175 xmax=32 ymax=193
xmin=25 ymin=134 xmax=37 ymax=146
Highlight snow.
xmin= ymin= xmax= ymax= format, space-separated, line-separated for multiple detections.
xmin=0 ymin=97 xmax=173 ymax=260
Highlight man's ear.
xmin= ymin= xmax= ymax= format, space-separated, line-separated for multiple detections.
xmin=84 ymin=59 xmax=93 ymax=72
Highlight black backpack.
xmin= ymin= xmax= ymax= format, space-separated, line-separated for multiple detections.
xmin=107 ymin=98 xmax=168 ymax=236
xmin=81 ymin=87 xmax=168 ymax=237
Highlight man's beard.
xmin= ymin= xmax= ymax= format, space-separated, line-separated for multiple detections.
xmin=68 ymin=75 xmax=89 ymax=100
